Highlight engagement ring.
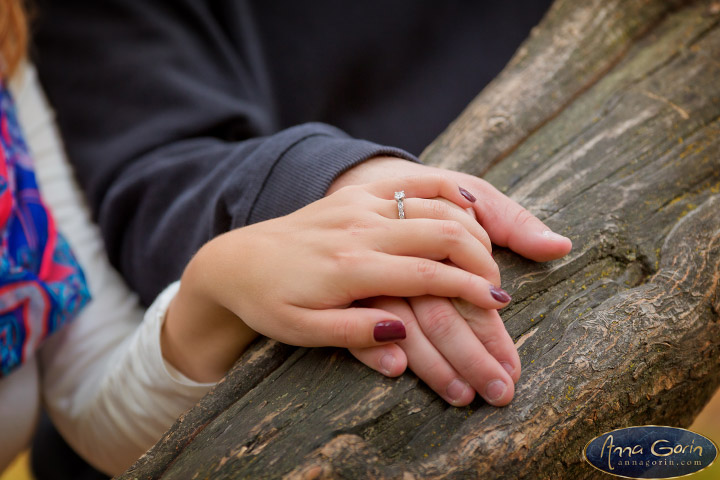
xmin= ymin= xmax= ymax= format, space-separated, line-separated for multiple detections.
xmin=394 ymin=190 xmax=405 ymax=219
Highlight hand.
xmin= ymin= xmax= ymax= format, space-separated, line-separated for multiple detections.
xmin=330 ymin=157 xmax=572 ymax=406
xmin=162 ymin=175 xmax=508 ymax=382
xmin=329 ymin=156 xmax=572 ymax=261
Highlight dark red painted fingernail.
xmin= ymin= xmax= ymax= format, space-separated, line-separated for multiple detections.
xmin=374 ymin=320 xmax=406 ymax=342
xmin=489 ymin=285 xmax=512 ymax=303
xmin=459 ymin=187 xmax=476 ymax=203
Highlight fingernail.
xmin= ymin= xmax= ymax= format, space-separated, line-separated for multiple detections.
xmin=446 ymin=379 xmax=470 ymax=402
xmin=485 ymin=379 xmax=508 ymax=402
xmin=459 ymin=187 xmax=476 ymax=203
xmin=541 ymin=230 xmax=569 ymax=242
xmin=380 ymin=354 xmax=396 ymax=375
xmin=501 ymin=362 xmax=515 ymax=376
xmin=489 ymin=285 xmax=512 ymax=303
xmin=374 ymin=320 xmax=406 ymax=342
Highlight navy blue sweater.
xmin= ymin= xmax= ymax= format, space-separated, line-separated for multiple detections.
xmin=33 ymin=0 xmax=552 ymax=305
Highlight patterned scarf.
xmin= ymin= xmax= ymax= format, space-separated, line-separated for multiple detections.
xmin=0 ymin=81 xmax=90 ymax=378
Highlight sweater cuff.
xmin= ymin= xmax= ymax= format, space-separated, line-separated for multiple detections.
xmin=247 ymin=123 xmax=418 ymax=224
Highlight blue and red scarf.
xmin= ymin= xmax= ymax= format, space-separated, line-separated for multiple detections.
xmin=0 ymin=81 xmax=90 ymax=378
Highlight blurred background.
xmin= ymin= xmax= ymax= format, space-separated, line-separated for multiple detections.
xmin=690 ymin=387 xmax=720 ymax=480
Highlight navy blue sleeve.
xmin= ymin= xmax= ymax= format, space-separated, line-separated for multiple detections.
xmin=101 ymin=125 xmax=414 ymax=305
xmin=32 ymin=0 xmax=417 ymax=305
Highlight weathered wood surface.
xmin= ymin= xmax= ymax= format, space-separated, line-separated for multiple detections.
xmin=119 ymin=0 xmax=720 ymax=478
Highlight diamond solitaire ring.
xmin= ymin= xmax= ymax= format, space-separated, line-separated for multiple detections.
xmin=394 ymin=190 xmax=406 ymax=219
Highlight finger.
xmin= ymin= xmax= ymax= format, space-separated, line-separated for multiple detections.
xmin=363 ymin=174 xmax=476 ymax=209
xmin=410 ymin=295 xmax=515 ymax=406
xmin=349 ymin=253 xmax=510 ymax=309
xmin=451 ymin=299 xmax=521 ymax=383
xmin=349 ymin=342 xmax=408 ymax=377
xmin=360 ymin=296 xmax=475 ymax=406
xmin=379 ymin=197 xmax=491 ymax=253
xmin=375 ymin=218 xmax=498 ymax=284
xmin=469 ymin=180 xmax=572 ymax=261
xmin=285 ymin=306 xmax=407 ymax=348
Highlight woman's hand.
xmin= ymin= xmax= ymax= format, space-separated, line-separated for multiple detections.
xmin=162 ymin=175 xmax=508 ymax=382
xmin=328 ymin=156 xmax=572 ymax=261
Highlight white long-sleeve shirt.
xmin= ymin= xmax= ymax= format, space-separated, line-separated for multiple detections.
xmin=0 ymin=64 xmax=215 ymax=475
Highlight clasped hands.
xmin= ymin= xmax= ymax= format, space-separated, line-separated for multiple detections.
xmin=328 ymin=158 xmax=571 ymax=406
xmin=165 ymin=157 xmax=571 ymax=408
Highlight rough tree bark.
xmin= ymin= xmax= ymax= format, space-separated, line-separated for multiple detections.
xmin=119 ymin=0 xmax=720 ymax=478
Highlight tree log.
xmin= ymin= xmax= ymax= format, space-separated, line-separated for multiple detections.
xmin=119 ymin=0 xmax=720 ymax=478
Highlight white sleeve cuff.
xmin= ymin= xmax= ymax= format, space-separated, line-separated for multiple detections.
xmin=146 ymin=281 xmax=217 ymax=390
xmin=49 ymin=281 xmax=218 ymax=476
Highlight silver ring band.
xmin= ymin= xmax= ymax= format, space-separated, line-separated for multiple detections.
xmin=394 ymin=190 xmax=405 ymax=219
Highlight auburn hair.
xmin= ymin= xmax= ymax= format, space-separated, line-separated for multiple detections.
xmin=0 ymin=0 xmax=28 ymax=78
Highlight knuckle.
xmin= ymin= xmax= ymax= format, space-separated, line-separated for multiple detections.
xmin=428 ymin=198 xmax=450 ymax=218
xmin=344 ymin=219 xmax=373 ymax=237
xmin=459 ymin=353 xmax=488 ymax=376
xmin=511 ymin=205 xmax=535 ymax=227
xmin=421 ymin=303 xmax=457 ymax=340
xmin=332 ymin=315 xmax=356 ymax=346
xmin=479 ymin=332 xmax=503 ymax=352
xmin=339 ymin=185 xmax=375 ymax=208
xmin=333 ymin=184 xmax=360 ymax=202
xmin=401 ymin=311 xmax=418 ymax=331
xmin=344 ymin=184 xmax=367 ymax=197
xmin=415 ymin=259 xmax=439 ymax=281
xmin=440 ymin=220 xmax=463 ymax=243
xmin=331 ymin=249 xmax=364 ymax=271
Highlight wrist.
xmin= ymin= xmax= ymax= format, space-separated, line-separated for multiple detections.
xmin=161 ymin=235 xmax=259 ymax=382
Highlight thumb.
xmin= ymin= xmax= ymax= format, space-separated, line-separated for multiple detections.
xmin=473 ymin=185 xmax=572 ymax=262
xmin=291 ymin=307 xmax=407 ymax=348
